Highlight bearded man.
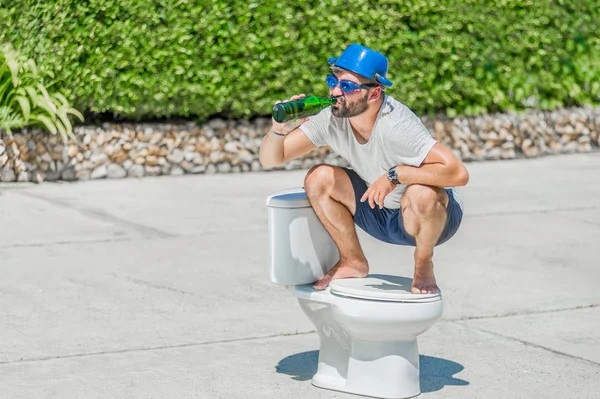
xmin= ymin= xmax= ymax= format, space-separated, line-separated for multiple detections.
xmin=259 ymin=43 xmax=469 ymax=294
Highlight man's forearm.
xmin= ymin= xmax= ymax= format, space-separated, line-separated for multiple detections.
xmin=396 ymin=163 xmax=468 ymax=187
xmin=259 ymin=129 xmax=286 ymax=167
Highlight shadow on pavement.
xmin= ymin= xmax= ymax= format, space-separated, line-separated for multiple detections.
xmin=276 ymin=351 xmax=469 ymax=393
xmin=419 ymin=354 xmax=469 ymax=393
xmin=276 ymin=350 xmax=319 ymax=381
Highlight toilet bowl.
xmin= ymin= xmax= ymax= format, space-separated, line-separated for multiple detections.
xmin=267 ymin=187 xmax=443 ymax=399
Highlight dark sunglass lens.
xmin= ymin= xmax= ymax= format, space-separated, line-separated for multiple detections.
xmin=340 ymin=81 xmax=354 ymax=92
xmin=325 ymin=75 xmax=337 ymax=88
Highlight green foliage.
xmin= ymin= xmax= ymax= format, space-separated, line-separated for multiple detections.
xmin=0 ymin=43 xmax=84 ymax=141
xmin=0 ymin=0 xmax=598 ymax=121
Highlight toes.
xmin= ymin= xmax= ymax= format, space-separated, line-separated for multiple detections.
xmin=313 ymin=276 xmax=331 ymax=291
xmin=423 ymin=286 xmax=440 ymax=294
xmin=411 ymin=286 xmax=423 ymax=294
xmin=411 ymin=285 xmax=440 ymax=294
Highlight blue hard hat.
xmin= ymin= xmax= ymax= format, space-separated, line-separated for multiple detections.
xmin=328 ymin=44 xmax=393 ymax=87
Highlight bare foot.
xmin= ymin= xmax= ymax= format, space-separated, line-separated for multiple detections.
xmin=412 ymin=260 xmax=440 ymax=294
xmin=313 ymin=259 xmax=369 ymax=290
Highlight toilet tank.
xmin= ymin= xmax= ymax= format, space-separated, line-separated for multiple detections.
xmin=266 ymin=187 xmax=339 ymax=285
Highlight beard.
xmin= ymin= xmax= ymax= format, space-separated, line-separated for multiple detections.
xmin=331 ymin=92 xmax=369 ymax=118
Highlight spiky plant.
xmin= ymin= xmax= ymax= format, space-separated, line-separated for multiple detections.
xmin=0 ymin=43 xmax=84 ymax=143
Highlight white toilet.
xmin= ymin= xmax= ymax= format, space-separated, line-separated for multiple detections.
xmin=267 ymin=187 xmax=443 ymax=399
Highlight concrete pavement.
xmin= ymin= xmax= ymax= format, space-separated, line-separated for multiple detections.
xmin=0 ymin=152 xmax=599 ymax=398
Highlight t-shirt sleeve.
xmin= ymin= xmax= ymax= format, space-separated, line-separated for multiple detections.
xmin=384 ymin=118 xmax=437 ymax=167
xmin=298 ymin=108 xmax=330 ymax=147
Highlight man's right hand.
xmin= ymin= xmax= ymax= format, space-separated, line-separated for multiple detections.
xmin=271 ymin=94 xmax=310 ymax=135
xmin=260 ymin=94 xmax=317 ymax=168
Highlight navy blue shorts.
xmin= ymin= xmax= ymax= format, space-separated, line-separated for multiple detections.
xmin=343 ymin=168 xmax=463 ymax=246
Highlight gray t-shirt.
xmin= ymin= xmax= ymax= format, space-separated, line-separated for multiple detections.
xmin=299 ymin=95 xmax=437 ymax=209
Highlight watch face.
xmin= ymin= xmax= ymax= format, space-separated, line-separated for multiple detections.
xmin=388 ymin=167 xmax=398 ymax=184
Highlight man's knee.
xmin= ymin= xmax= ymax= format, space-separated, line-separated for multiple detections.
xmin=304 ymin=164 xmax=336 ymax=198
xmin=401 ymin=184 xmax=448 ymax=216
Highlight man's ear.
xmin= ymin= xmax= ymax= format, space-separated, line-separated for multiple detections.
xmin=370 ymin=86 xmax=383 ymax=101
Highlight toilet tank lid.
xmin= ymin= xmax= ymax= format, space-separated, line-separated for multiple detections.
xmin=330 ymin=274 xmax=442 ymax=302
xmin=266 ymin=187 xmax=312 ymax=208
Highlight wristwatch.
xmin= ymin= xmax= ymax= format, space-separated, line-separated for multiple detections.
xmin=387 ymin=166 xmax=400 ymax=185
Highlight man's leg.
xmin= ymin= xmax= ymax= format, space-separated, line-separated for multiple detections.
xmin=400 ymin=184 xmax=449 ymax=294
xmin=304 ymin=165 xmax=369 ymax=290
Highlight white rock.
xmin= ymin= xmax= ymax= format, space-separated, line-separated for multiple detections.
xmin=210 ymin=137 xmax=221 ymax=151
xmin=170 ymin=166 xmax=184 ymax=176
xmin=217 ymin=163 xmax=231 ymax=173
xmin=33 ymin=171 xmax=44 ymax=184
xmin=563 ymin=141 xmax=578 ymax=153
xmin=251 ymin=161 xmax=262 ymax=171
xmin=128 ymin=164 xmax=145 ymax=178
xmin=184 ymin=151 xmax=199 ymax=162
xmin=486 ymin=147 xmax=502 ymax=160
xmin=239 ymin=149 xmax=255 ymax=164
xmin=168 ymin=149 xmax=184 ymax=164
xmin=160 ymin=164 xmax=171 ymax=175
xmin=90 ymin=164 xmax=108 ymax=179
xmin=107 ymin=163 xmax=127 ymax=178
xmin=190 ymin=165 xmax=206 ymax=174
xmin=209 ymin=151 xmax=221 ymax=163
xmin=90 ymin=153 xmax=108 ymax=164
xmin=208 ymin=118 xmax=227 ymax=130
xmin=204 ymin=127 xmax=215 ymax=139
xmin=284 ymin=159 xmax=303 ymax=170
xmin=181 ymin=161 xmax=197 ymax=173
xmin=145 ymin=165 xmax=161 ymax=176
xmin=223 ymin=142 xmax=239 ymax=153
xmin=205 ymin=164 xmax=217 ymax=174
xmin=1 ymin=167 xmax=16 ymax=182
xmin=302 ymin=158 xmax=318 ymax=169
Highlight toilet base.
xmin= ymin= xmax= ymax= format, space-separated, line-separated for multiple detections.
xmin=312 ymin=338 xmax=421 ymax=399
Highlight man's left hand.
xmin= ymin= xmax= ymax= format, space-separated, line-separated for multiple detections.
xmin=360 ymin=173 xmax=396 ymax=209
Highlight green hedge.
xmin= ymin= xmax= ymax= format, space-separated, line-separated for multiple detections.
xmin=1 ymin=0 xmax=599 ymax=121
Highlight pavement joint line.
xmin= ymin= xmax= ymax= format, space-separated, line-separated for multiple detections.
xmin=11 ymin=190 xmax=177 ymax=239
xmin=0 ymin=330 xmax=317 ymax=366
xmin=457 ymin=323 xmax=600 ymax=367
xmin=0 ymin=227 xmax=268 ymax=249
xmin=444 ymin=303 xmax=599 ymax=322
xmin=466 ymin=205 xmax=600 ymax=218
xmin=122 ymin=275 xmax=196 ymax=296
xmin=0 ymin=237 xmax=135 ymax=249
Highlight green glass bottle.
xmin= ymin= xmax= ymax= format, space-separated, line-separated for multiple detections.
xmin=272 ymin=95 xmax=337 ymax=123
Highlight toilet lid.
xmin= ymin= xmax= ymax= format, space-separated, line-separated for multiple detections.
xmin=329 ymin=274 xmax=441 ymax=303
xmin=266 ymin=187 xmax=310 ymax=208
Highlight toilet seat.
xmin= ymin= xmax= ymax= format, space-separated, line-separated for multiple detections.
xmin=329 ymin=274 xmax=441 ymax=303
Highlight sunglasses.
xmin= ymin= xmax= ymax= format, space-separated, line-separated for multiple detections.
xmin=325 ymin=74 xmax=379 ymax=93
